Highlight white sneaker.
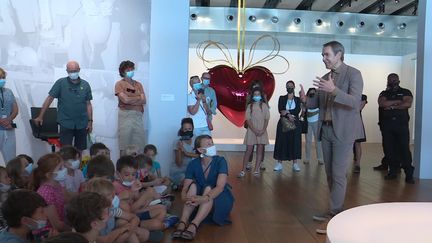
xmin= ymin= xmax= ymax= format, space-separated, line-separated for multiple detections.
xmin=237 ymin=171 xmax=246 ymax=178
xmin=273 ymin=162 xmax=283 ymax=171
xmin=292 ymin=163 xmax=301 ymax=172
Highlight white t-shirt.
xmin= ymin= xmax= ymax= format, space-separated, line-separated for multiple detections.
xmin=286 ymin=98 xmax=296 ymax=110
xmin=187 ymin=92 xmax=208 ymax=128
xmin=62 ymin=170 xmax=85 ymax=193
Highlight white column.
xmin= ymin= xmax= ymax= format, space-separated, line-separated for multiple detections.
xmin=147 ymin=0 xmax=190 ymax=176
xmin=414 ymin=0 xmax=432 ymax=179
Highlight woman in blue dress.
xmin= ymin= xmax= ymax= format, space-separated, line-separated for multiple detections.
xmin=172 ymin=135 xmax=234 ymax=240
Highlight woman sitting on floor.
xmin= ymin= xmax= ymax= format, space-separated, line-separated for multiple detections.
xmin=172 ymin=135 xmax=234 ymax=240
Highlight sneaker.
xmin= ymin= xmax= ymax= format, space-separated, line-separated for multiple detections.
xmin=353 ymin=165 xmax=361 ymax=174
xmin=313 ymin=213 xmax=333 ymax=222
xmin=303 ymin=160 xmax=310 ymax=165
xmin=273 ymin=162 xmax=283 ymax=171
xmin=260 ymin=162 xmax=266 ymax=171
xmin=246 ymin=162 xmax=253 ymax=171
xmin=163 ymin=215 xmax=179 ymax=228
xmin=315 ymin=220 xmax=329 ymax=234
xmin=253 ymin=171 xmax=261 ymax=177
xmin=292 ymin=163 xmax=301 ymax=172
xmin=237 ymin=171 xmax=246 ymax=178
xmin=373 ymin=164 xmax=388 ymax=171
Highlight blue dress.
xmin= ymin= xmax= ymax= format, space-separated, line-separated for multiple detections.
xmin=185 ymin=156 xmax=234 ymax=225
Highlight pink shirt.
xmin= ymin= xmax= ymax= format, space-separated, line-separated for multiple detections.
xmin=37 ymin=183 xmax=65 ymax=223
xmin=113 ymin=180 xmax=130 ymax=195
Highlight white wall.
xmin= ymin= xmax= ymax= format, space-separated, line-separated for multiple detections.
xmin=189 ymin=48 xmax=410 ymax=145
xmin=147 ymin=0 xmax=189 ymax=177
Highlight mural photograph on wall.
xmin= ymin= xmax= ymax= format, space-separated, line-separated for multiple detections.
xmin=0 ymin=0 xmax=151 ymax=162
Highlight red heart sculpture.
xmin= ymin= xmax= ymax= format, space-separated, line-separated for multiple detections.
xmin=209 ymin=65 xmax=275 ymax=127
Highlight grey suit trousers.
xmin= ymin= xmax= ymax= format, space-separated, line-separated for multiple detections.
xmin=321 ymin=124 xmax=354 ymax=215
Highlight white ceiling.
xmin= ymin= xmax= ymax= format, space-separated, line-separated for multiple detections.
xmin=190 ymin=0 xmax=418 ymax=16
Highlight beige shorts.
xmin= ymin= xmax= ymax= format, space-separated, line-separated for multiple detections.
xmin=118 ymin=109 xmax=145 ymax=150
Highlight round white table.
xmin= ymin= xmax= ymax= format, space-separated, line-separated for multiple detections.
xmin=327 ymin=202 xmax=432 ymax=243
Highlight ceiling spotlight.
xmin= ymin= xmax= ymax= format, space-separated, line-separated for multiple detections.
xmin=337 ymin=20 xmax=344 ymax=27
xmin=398 ymin=23 xmax=407 ymax=30
xmin=377 ymin=22 xmax=385 ymax=29
xmin=227 ymin=15 xmax=234 ymax=22
xmin=358 ymin=21 xmax=365 ymax=28
xmin=249 ymin=15 xmax=256 ymax=22
xmin=315 ymin=19 xmax=323 ymax=26
xmin=395 ymin=0 xmax=399 ymax=3
xmin=293 ymin=18 xmax=301 ymax=24
xmin=190 ymin=13 xmax=197 ymax=20
xmin=271 ymin=16 xmax=279 ymax=23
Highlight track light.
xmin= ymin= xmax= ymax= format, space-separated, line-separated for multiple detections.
xmin=377 ymin=22 xmax=385 ymax=29
xmin=398 ymin=23 xmax=407 ymax=30
xmin=271 ymin=16 xmax=279 ymax=23
xmin=227 ymin=15 xmax=234 ymax=22
xmin=315 ymin=19 xmax=323 ymax=26
xmin=190 ymin=13 xmax=197 ymax=20
xmin=337 ymin=21 xmax=344 ymax=27
xmin=358 ymin=21 xmax=365 ymax=28
xmin=293 ymin=18 xmax=301 ymax=24
xmin=249 ymin=15 xmax=256 ymax=22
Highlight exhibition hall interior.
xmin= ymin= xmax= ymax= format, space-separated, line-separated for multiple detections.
xmin=0 ymin=0 xmax=431 ymax=242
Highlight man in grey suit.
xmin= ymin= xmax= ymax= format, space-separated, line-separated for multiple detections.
xmin=312 ymin=41 xmax=364 ymax=234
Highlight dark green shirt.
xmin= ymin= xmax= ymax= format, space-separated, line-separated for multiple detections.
xmin=49 ymin=77 xmax=92 ymax=129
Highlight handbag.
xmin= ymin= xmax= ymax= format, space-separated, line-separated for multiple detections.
xmin=281 ymin=116 xmax=296 ymax=132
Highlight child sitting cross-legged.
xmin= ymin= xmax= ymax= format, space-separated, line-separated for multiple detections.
xmin=113 ymin=156 xmax=178 ymax=231
xmin=85 ymin=178 xmax=149 ymax=243
xmin=135 ymin=154 xmax=170 ymax=194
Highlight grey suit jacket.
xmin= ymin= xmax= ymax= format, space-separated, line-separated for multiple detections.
xmin=318 ymin=62 xmax=364 ymax=143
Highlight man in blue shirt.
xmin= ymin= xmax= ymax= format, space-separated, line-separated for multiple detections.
xmin=34 ymin=61 xmax=93 ymax=151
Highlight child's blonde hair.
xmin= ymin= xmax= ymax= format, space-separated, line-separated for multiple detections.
xmin=124 ymin=145 xmax=140 ymax=156
xmin=84 ymin=178 xmax=115 ymax=198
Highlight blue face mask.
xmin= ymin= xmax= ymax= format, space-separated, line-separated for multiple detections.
xmin=0 ymin=79 xmax=5 ymax=88
xmin=68 ymin=72 xmax=79 ymax=80
xmin=192 ymin=83 xmax=202 ymax=91
xmin=202 ymin=79 xmax=210 ymax=86
xmin=252 ymin=96 xmax=262 ymax=102
xmin=126 ymin=71 xmax=134 ymax=79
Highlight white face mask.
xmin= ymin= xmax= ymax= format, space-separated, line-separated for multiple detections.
xmin=68 ymin=72 xmax=79 ymax=80
xmin=122 ymin=180 xmax=134 ymax=187
xmin=26 ymin=218 xmax=47 ymax=230
xmin=54 ymin=167 xmax=67 ymax=181
xmin=25 ymin=163 xmax=34 ymax=175
xmin=112 ymin=195 xmax=120 ymax=208
xmin=68 ymin=159 xmax=80 ymax=170
xmin=205 ymin=145 xmax=217 ymax=157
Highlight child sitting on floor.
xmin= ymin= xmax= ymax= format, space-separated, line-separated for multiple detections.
xmin=85 ymin=178 xmax=149 ymax=242
xmin=59 ymin=146 xmax=85 ymax=193
xmin=113 ymin=156 xmax=178 ymax=231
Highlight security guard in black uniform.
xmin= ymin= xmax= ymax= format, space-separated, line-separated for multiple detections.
xmin=378 ymin=73 xmax=414 ymax=184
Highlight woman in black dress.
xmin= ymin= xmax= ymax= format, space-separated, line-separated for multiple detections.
xmin=273 ymin=80 xmax=305 ymax=172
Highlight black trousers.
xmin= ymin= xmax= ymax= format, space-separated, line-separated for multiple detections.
xmin=381 ymin=120 xmax=413 ymax=176
xmin=379 ymin=125 xmax=389 ymax=166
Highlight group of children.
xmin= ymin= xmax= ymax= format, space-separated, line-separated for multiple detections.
xmin=0 ymin=142 xmax=179 ymax=243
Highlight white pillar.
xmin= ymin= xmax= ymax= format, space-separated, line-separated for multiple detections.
xmin=147 ymin=0 xmax=190 ymax=176
xmin=414 ymin=0 xmax=432 ymax=179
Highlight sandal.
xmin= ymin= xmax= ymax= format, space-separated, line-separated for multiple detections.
xmin=181 ymin=222 xmax=198 ymax=240
xmin=253 ymin=171 xmax=260 ymax=177
xmin=172 ymin=221 xmax=187 ymax=239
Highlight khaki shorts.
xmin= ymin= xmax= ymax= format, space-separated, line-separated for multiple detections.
xmin=118 ymin=109 xmax=145 ymax=150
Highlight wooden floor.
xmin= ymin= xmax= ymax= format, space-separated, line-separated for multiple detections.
xmin=165 ymin=143 xmax=432 ymax=243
